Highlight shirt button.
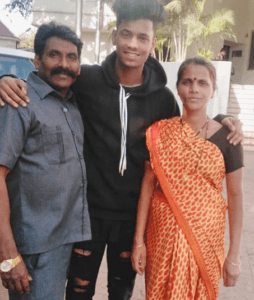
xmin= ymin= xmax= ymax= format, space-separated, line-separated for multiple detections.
xmin=72 ymin=131 xmax=75 ymax=136
xmin=63 ymin=108 xmax=68 ymax=113
xmin=79 ymin=154 xmax=82 ymax=160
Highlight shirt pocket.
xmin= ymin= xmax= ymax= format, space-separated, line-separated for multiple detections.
xmin=41 ymin=125 xmax=65 ymax=164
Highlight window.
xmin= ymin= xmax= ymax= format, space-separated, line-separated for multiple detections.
xmin=232 ymin=50 xmax=242 ymax=57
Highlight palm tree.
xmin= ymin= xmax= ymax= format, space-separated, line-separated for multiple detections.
xmin=157 ymin=0 xmax=198 ymax=61
xmin=195 ymin=7 xmax=236 ymax=59
xmin=156 ymin=0 xmax=236 ymax=61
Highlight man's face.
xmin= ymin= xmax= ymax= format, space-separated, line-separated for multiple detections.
xmin=34 ymin=37 xmax=80 ymax=96
xmin=221 ymin=50 xmax=226 ymax=57
xmin=113 ymin=19 xmax=156 ymax=70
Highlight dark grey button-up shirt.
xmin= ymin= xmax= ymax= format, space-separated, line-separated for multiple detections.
xmin=0 ymin=72 xmax=91 ymax=255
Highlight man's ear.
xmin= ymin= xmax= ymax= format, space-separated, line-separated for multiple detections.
xmin=34 ymin=55 xmax=41 ymax=70
xmin=112 ymin=29 xmax=117 ymax=46
xmin=150 ymin=38 xmax=156 ymax=55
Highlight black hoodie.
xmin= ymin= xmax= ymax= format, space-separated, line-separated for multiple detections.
xmin=73 ymin=52 xmax=180 ymax=221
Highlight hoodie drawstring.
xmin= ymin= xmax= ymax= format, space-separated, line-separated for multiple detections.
xmin=119 ymin=85 xmax=130 ymax=176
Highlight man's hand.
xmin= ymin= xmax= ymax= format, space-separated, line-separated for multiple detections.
xmin=1 ymin=259 xmax=33 ymax=294
xmin=221 ymin=117 xmax=244 ymax=145
xmin=0 ymin=77 xmax=29 ymax=108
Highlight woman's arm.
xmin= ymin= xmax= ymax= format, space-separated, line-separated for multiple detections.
xmin=132 ymin=161 xmax=156 ymax=275
xmin=131 ymin=161 xmax=156 ymax=275
xmin=223 ymin=167 xmax=244 ymax=287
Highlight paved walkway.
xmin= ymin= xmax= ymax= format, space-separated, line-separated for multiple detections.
xmin=1 ymin=150 xmax=253 ymax=300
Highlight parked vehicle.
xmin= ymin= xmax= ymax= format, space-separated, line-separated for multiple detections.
xmin=0 ymin=47 xmax=35 ymax=80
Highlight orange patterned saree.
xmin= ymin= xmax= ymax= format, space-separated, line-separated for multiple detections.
xmin=145 ymin=117 xmax=228 ymax=300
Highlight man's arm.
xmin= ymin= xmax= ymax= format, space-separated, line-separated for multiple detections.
xmin=0 ymin=165 xmax=32 ymax=294
xmin=0 ymin=76 xmax=244 ymax=145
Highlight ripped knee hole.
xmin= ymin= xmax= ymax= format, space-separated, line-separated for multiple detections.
xmin=120 ymin=251 xmax=131 ymax=259
xmin=74 ymin=248 xmax=92 ymax=256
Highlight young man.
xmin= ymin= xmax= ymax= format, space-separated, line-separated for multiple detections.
xmin=0 ymin=23 xmax=91 ymax=300
xmin=0 ymin=1 xmax=243 ymax=299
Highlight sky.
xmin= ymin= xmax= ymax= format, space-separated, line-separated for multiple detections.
xmin=0 ymin=0 xmax=33 ymax=37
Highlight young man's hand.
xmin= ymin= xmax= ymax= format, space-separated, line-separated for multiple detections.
xmin=0 ymin=76 xmax=29 ymax=108
xmin=0 ymin=259 xmax=33 ymax=294
xmin=222 ymin=117 xmax=244 ymax=145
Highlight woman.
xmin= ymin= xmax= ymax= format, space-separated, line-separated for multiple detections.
xmin=132 ymin=56 xmax=244 ymax=300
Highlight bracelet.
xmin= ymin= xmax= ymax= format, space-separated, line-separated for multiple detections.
xmin=133 ymin=243 xmax=145 ymax=249
xmin=226 ymin=257 xmax=241 ymax=267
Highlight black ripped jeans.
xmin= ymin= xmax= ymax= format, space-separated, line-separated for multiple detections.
xmin=66 ymin=217 xmax=137 ymax=300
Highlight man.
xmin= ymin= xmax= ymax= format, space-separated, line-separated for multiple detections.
xmin=215 ymin=47 xmax=227 ymax=61
xmin=0 ymin=1 xmax=243 ymax=299
xmin=0 ymin=22 xmax=91 ymax=300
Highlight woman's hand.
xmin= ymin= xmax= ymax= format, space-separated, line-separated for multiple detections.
xmin=223 ymin=257 xmax=241 ymax=287
xmin=131 ymin=244 xmax=146 ymax=276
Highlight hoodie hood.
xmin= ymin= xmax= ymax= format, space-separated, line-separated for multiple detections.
xmin=101 ymin=51 xmax=168 ymax=97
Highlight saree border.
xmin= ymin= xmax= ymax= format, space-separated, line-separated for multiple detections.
xmin=147 ymin=122 xmax=216 ymax=300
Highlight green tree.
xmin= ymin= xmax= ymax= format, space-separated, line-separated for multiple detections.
xmin=156 ymin=0 xmax=198 ymax=61
xmin=195 ymin=6 xmax=236 ymax=59
xmin=5 ymin=0 xmax=33 ymax=18
xmin=156 ymin=0 xmax=236 ymax=61
xmin=18 ymin=32 xmax=35 ymax=49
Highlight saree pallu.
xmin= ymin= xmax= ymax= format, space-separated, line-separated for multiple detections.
xmin=145 ymin=117 xmax=228 ymax=300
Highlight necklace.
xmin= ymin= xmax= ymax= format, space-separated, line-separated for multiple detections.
xmin=180 ymin=116 xmax=209 ymax=180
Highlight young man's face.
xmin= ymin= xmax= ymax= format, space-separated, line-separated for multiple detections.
xmin=113 ymin=19 xmax=156 ymax=70
xmin=34 ymin=37 xmax=80 ymax=97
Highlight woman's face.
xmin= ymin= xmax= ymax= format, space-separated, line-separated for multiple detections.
xmin=177 ymin=64 xmax=215 ymax=113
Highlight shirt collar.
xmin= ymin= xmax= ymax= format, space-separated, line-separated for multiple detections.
xmin=27 ymin=71 xmax=74 ymax=102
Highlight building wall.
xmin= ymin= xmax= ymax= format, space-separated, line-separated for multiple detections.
xmin=32 ymin=0 xmax=115 ymax=64
xmin=207 ymin=0 xmax=254 ymax=85
xmin=0 ymin=38 xmax=17 ymax=49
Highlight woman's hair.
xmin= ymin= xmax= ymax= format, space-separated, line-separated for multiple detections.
xmin=176 ymin=56 xmax=217 ymax=91
xmin=34 ymin=22 xmax=83 ymax=59
xmin=112 ymin=0 xmax=165 ymax=30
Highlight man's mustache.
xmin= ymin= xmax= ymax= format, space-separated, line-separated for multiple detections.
xmin=50 ymin=67 xmax=77 ymax=79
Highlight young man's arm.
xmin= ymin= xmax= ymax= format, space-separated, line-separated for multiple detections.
xmin=0 ymin=166 xmax=32 ymax=294
xmin=0 ymin=76 xmax=29 ymax=108
xmin=0 ymin=75 xmax=244 ymax=145
xmin=214 ymin=114 xmax=244 ymax=145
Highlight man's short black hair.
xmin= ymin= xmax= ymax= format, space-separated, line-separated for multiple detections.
xmin=112 ymin=0 xmax=165 ymax=30
xmin=34 ymin=22 xmax=83 ymax=59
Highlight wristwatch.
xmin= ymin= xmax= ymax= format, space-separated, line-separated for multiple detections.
xmin=0 ymin=255 xmax=22 ymax=273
